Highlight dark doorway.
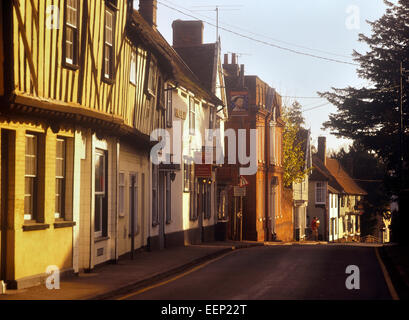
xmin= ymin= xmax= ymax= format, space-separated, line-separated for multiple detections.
xmin=1 ymin=130 xmax=12 ymax=281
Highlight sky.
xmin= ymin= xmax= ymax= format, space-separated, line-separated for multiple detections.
xmin=141 ymin=0 xmax=390 ymax=153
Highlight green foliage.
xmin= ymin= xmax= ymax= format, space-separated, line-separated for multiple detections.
xmin=319 ymin=0 xmax=409 ymax=243
xmin=286 ymin=101 xmax=305 ymax=126
xmin=282 ymin=102 xmax=310 ymax=187
xmin=318 ymin=0 xmax=409 ymax=192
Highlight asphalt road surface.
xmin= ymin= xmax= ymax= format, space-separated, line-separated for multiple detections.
xmin=121 ymin=245 xmax=392 ymax=300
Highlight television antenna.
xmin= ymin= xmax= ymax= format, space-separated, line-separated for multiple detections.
xmin=191 ymin=5 xmax=242 ymax=42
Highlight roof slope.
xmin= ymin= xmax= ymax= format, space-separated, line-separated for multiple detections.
xmin=174 ymin=44 xmax=217 ymax=93
xmin=128 ymin=11 xmax=222 ymax=105
xmin=311 ymin=155 xmax=344 ymax=193
xmin=326 ymin=158 xmax=367 ymax=196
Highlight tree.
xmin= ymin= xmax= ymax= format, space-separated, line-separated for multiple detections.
xmin=286 ymin=101 xmax=305 ymax=126
xmin=330 ymin=142 xmax=389 ymax=238
xmin=282 ymin=102 xmax=310 ymax=187
xmin=319 ymin=0 xmax=409 ymax=244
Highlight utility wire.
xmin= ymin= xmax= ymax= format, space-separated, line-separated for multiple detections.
xmin=283 ymin=96 xmax=326 ymax=99
xmin=158 ymin=0 xmax=359 ymax=66
xmin=165 ymin=0 xmax=354 ymax=60
xmin=303 ymin=102 xmax=332 ymax=112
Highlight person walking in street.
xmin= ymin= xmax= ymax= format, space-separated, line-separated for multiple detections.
xmin=311 ymin=216 xmax=319 ymax=241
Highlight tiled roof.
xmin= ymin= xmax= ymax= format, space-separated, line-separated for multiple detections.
xmin=311 ymin=155 xmax=343 ymax=193
xmin=326 ymin=158 xmax=367 ymax=196
xmin=173 ymin=44 xmax=217 ymax=93
xmin=129 ymin=11 xmax=222 ymax=106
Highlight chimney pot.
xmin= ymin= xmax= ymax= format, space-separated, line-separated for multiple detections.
xmin=232 ymin=53 xmax=237 ymax=65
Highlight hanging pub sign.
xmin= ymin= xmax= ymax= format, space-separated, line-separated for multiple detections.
xmin=230 ymin=91 xmax=249 ymax=114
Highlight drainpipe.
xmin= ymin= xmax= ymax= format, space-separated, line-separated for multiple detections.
xmin=88 ymin=133 xmax=93 ymax=271
xmin=131 ymin=175 xmax=135 ymax=259
xmin=114 ymin=140 xmax=119 ymax=262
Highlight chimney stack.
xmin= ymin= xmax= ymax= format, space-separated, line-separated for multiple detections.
xmin=239 ymin=64 xmax=245 ymax=87
xmin=139 ymin=0 xmax=157 ymax=28
xmin=317 ymin=137 xmax=327 ymax=165
xmin=232 ymin=53 xmax=237 ymax=65
xmin=172 ymin=20 xmax=204 ymax=47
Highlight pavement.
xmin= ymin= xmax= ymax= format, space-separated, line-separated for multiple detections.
xmin=0 ymin=240 xmax=263 ymax=300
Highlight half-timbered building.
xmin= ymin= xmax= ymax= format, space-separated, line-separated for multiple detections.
xmin=0 ymin=0 xmax=227 ymax=289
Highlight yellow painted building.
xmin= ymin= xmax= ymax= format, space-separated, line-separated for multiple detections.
xmin=0 ymin=0 xmax=225 ymax=289
xmin=0 ymin=0 xmax=169 ymax=288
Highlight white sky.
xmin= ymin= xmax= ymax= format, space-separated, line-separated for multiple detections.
xmin=135 ymin=0 xmax=390 ymax=153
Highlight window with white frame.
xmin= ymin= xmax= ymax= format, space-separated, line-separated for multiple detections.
xmin=129 ymin=173 xmax=138 ymax=234
xmin=189 ymin=97 xmax=196 ymax=135
xmin=166 ymin=84 xmax=173 ymax=127
xmin=152 ymin=168 xmax=158 ymax=223
xmin=189 ymin=165 xmax=197 ymax=221
xmin=103 ymin=7 xmax=115 ymax=80
xmin=209 ymin=106 xmax=215 ymax=130
xmin=269 ymin=123 xmax=275 ymax=165
xmin=118 ymin=172 xmax=125 ymax=217
xmin=183 ymin=162 xmax=190 ymax=192
xmin=64 ymin=0 xmax=79 ymax=66
xmin=146 ymin=57 xmax=158 ymax=96
xmin=315 ymin=182 xmax=326 ymax=204
xmin=55 ymin=138 xmax=66 ymax=219
xmin=25 ymin=134 xmax=38 ymax=221
xmin=205 ymin=182 xmax=211 ymax=219
xmin=166 ymin=172 xmax=171 ymax=223
xmin=94 ymin=149 xmax=107 ymax=237
xmin=130 ymin=50 xmax=136 ymax=85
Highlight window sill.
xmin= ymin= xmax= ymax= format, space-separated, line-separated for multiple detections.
xmin=166 ymin=220 xmax=172 ymax=225
xmin=94 ymin=236 xmax=110 ymax=243
xmin=152 ymin=222 xmax=159 ymax=227
xmin=62 ymin=62 xmax=80 ymax=71
xmin=54 ymin=221 xmax=76 ymax=229
xmin=102 ymin=76 xmax=115 ymax=85
xmin=145 ymin=88 xmax=156 ymax=99
xmin=23 ymin=223 xmax=50 ymax=232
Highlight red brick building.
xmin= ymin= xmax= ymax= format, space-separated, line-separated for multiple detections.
xmin=220 ymin=54 xmax=289 ymax=242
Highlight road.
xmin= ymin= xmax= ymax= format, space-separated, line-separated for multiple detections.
xmin=120 ymin=245 xmax=392 ymax=300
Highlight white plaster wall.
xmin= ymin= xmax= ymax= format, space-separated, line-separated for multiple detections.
xmin=117 ymin=140 xmax=149 ymax=256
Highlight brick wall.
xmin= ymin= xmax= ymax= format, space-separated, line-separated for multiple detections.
xmin=275 ymin=187 xmax=294 ymax=242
